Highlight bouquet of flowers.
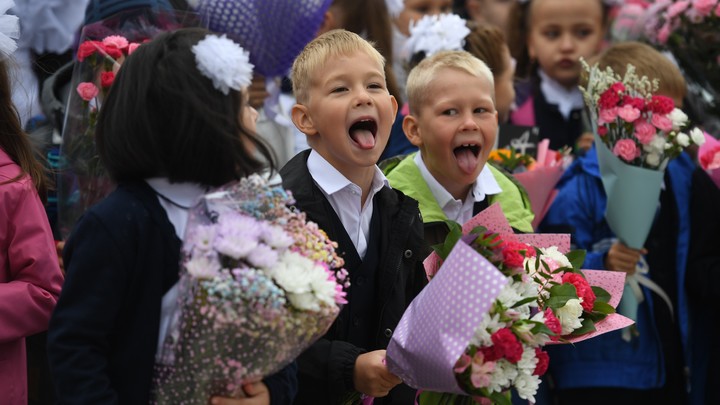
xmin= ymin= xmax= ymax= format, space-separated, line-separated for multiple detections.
xmin=386 ymin=204 xmax=631 ymax=405
xmin=58 ymin=7 xmax=199 ymax=238
xmin=153 ymin=174 xmax=348 ymax=403
xmin=699 ymin=132 xmax=720 ymax=188
xmin=490 ymin=139 xmax=571 ymax=229
xmin=641 ymin=0 xmax=720 ymax=134
xmin=581 ymin=59 xmax=705 ymax=248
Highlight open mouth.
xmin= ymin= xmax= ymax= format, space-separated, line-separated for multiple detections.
xmin=453 ymin=143 xmax=481 ymax=174
xmin=349 ymin=119 xmax=378 ymax=149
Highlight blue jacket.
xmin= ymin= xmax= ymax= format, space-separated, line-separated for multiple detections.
xmin=539 ymin=147 xmax=697 ymax=392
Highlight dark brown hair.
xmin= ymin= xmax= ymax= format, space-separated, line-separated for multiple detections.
xmin=0 ymin=58 xmax=50 ymax=201
xmin=463 ymin=22 xmax=509 ymax=80
xmin=96 ymin=28 xmax=275 ymax=186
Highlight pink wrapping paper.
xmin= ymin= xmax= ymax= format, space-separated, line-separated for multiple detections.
xmin=386 ymin=241 xmax=508 ymax=394
xmin=515 ymin=166 xmax=564 ymax=229
xmin=550 ymin=270 xmax=634 ymax=344
xmin=699 ymin=133 xmax=720 ymax=189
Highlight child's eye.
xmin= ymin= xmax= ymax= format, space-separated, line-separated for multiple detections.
xmin=575 ymin=28 xmax=594 ymax=39
xmin=474 ymin=107 xmax=488 ymax=114
xmin=368 ymin=83 xmax=384 ymax=90
xmin=543 ymin=30 xmax=560 ymax=40
xmin=442 ymin=109 xmax=458 ymax=116
xmin=331 ymin=87 xmax=348 ymax=93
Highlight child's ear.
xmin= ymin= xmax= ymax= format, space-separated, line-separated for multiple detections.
xmin=291 ymin=104 xmax=318 ymax=136
xmin=402 ymin=114 xmax=423 ymax=147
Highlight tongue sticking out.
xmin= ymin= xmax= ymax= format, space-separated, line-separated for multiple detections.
xmin=350 ymin=129 xmax=376 ymax=149
xmin=455 ymin=147 xmax=480 ymax=174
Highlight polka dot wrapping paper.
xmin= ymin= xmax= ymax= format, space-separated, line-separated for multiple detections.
xmin=386 ymin=240 xmax=508 ymax=394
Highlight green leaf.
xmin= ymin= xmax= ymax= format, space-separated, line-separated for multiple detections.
xmin=592 ymin=286 xmax=611 ymax=304
xmin=531 ymin=322 xmax=556 ymax=336
xmin=489 ymin=391 xmax=513 ymax=405
xmin=432 ymin=220 xmax=463 ymax=259
xmin=566 ymin=249 xmax=587 ymax=270
xmin=545 ymin=283 xmax=578 ymax=308
xmin=592 ymin=300 xmax=616 ymax=315
xmin=511 ymin=296 xmax=538 ymax=308
xmin=570 ymin=317 xmax=597 ymax=336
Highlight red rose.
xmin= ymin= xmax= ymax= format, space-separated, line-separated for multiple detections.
xmin=544 ymin=308 xmax=562 ymax=340
xmin=562 ymin=273 xmax=596 ymax=311
xmin=100 ymin=71 xmax=115 ymax=88
xmin=490 ymin=328 xmax=523 ymax=363
xmin=533 ymin=348 xmax=549 ymax=376
xmin=648 ymin=95 xmax=675 ymax=115
xmin=77 ymin=40 xmax=102 ymax=62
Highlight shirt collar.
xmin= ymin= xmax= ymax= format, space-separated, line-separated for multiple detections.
xmin=538 ymin=69 xmax=585 ymax=120
xmin=415 ymin=152 xmax=502 ymax=207
xmin=145 ymin=178 xmax=207 ymax=208
xmin=307 ymin=149 xmax=388 ymax=196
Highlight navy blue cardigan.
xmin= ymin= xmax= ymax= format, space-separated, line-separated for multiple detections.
xmin=48 ymin=181 xmax=296 ymax=404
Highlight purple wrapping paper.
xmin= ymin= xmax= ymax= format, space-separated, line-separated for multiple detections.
xmin=386 ymin=241 xmax=508 ymax=394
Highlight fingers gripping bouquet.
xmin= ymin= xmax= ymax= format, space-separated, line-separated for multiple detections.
xmin=153 ymin=175 xmax=348 ymax=403
xmin=387 ymin=205 xmax=631 ymax=405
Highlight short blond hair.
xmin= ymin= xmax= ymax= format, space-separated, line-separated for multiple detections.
xmin=291 ymin=29 xmax=386 ymax=104
xmin=406 ymin=50 xmax=495 ymax=114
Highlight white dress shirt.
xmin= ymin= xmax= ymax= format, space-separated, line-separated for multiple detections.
xmin=415 ymin=152 xmax=502 ymax=224
xmin=307 ymin=150 xmax=388 ymax=259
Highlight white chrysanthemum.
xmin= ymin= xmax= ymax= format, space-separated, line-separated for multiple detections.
xmin=517 ymin=346 xmax=538 ymax=373
xmin=514 ymin=372 xmax=541 ymax=402
xmin=192 ymin=34 xmax=253 ymax=95
xmin=189 ymin=224 xmax=216 ymax=251
xmin=185 ymin=254 xmax=221 ymax=278
xmin=676 ymin=132 xmax=690 ymax=147
xmin=405 ymin=13 xmax=470 ymax=58
xmin=497 ymin=282 xmax=523 ymax=309
xmin=261 ymin=224 xmax=294 ymax=249
xmin=307 ymin=264 xmax=337 ymax=308
xmin=668 ymin=108 xmax=688 ymax=131
xmin=489 ymin=359 xmax=519 ymax=393
xmin=690 ymin=127 xmax=706 ymax=146
xmin=556 ymin=298 xmax=584 ymax=334
xmin=269 ymin=251 xmax=336 ymax=311
xmin=470 ymin=313 xmax=502 ymax=347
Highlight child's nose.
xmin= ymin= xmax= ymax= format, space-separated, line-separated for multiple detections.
xmin=354 ymin=89 xmax=373 ymax=106
xmin=459 ymin=113 xmax=479 ymax=131
xmin=560 ymin=34 xmax=576 ymax=51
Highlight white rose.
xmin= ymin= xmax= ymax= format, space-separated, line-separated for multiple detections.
xmin=555 ymin=298 xmax=584 ymax=334
xmin=690 ymin=127 xmax=706 ymax=146
xmin=645 ymin=152 xmax=661 ymax=167
xmin=668 ymin=108 xmax=688 ymax=130
xmin=676 ymin=132 xmax=690 ymax=147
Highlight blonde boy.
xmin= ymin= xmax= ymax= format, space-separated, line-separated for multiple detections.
xmin=385 ymin=50 xmax=534 ymax=245
xmin=280 ymin=30 xmax=427 ymax=405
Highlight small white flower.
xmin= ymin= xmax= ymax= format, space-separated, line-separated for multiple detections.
xmin=470 ymin=313 xmax=502 ymax=347
xmin=514 ymin=372 xmax=540 ymax=402
xmin=489 ymin=360 xmax=519 ymax=394
xmin=185 ymin=254 xmax=221 ymax=278
xmin=645 ymin=152 xmax=661 ymax=167
xmin=649 ymin=135 xmax=667 ymax=153
xmin=405 ymin=13 xmax=470 ymax=58
xmin=690 ymin=127 xmax=706 ymax=146
xmin=668 ymin=108 xmax=688 ymax=131
xmin=555 ymin=298 xmax=584 ymax=335
xmin=676 ymin=132 xmax=690 ymax=147
xmin=192 ymin=34 xmax=253 ymax=95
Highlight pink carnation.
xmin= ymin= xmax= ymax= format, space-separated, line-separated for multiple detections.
xmin=599 ymin=107 xmax=618 ymax=124
xmin=700 ymin=145 xmax=720 ymax=170
xmin=544 ymin=308 xmax=562 ymax=341
xmin=657 ymin=22 xmax=671 ymax=44
xmin=667 ymin=0 xmax=691 ymax=18
xmin=100 ymin=71 xmax=115 ymax=88
xmin=598 ymin=84 xmax=624 ymax=109
xmin=634 ymin=119 xmax=657 ymax=144
xmin=613 ymin=139 xmax=638 ymax=162
xmin=692 ymin=0 xmax=716 ymax=16
xmin=651 ymin=114 xmax=674 ymax=132
xmin=617 ymin=104 xmax=641 ymax=122
xmin=102 ymin=35 xmax=129 ymax=50
xmin=648 ymin=95 xmax=675 ymax=114
xmin=623 ymin=95 xmax=646 ymax=111
xmin=562 ymin=273 xmax=596 ymax=311
xmin=76 ymin=82 xmax=99 ymax=101
xmin=128 ymin=43 xmax=141 ymax=54
xmin=77 ymin=40 xmax=102 ymax=62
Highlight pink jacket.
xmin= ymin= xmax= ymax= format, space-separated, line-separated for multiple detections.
xmin=0 ymin=148 xmax=63 ymax=404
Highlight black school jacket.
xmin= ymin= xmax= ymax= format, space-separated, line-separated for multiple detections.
xmin=281 ymin=151 xmax=428 ymax=404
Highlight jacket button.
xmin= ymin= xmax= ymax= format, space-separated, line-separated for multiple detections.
xmin=384 ymin=328 xmax=393 ymax=338
xmin=404 ymin=249 xmax=413 ymax=259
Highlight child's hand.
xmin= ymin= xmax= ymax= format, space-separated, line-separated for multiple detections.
xmin=605 ymin=242 xmax=647 ymax=275
xmin=210 ymin=382 xmax=270 ymax=405
xmin=353 ymin=350 xmax=402 ymax=398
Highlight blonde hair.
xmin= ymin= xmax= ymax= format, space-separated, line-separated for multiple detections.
xmin=291 ymin=29 xmax=386 ymax=104
xmin=591 ymin=41 xmax=686 ymax=101
xmin=406 ymin=50 xmax=495 ymax=114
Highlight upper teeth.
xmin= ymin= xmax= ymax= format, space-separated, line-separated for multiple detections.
xmin=462 ymin=144 xmax=476 ymax=147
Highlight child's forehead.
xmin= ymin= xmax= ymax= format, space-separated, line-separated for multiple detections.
xmin=310 ymin=50 xmax=384 ymax=81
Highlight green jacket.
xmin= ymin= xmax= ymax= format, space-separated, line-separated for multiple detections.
xmin=382 ymin=153 xmax=534 ymax=240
